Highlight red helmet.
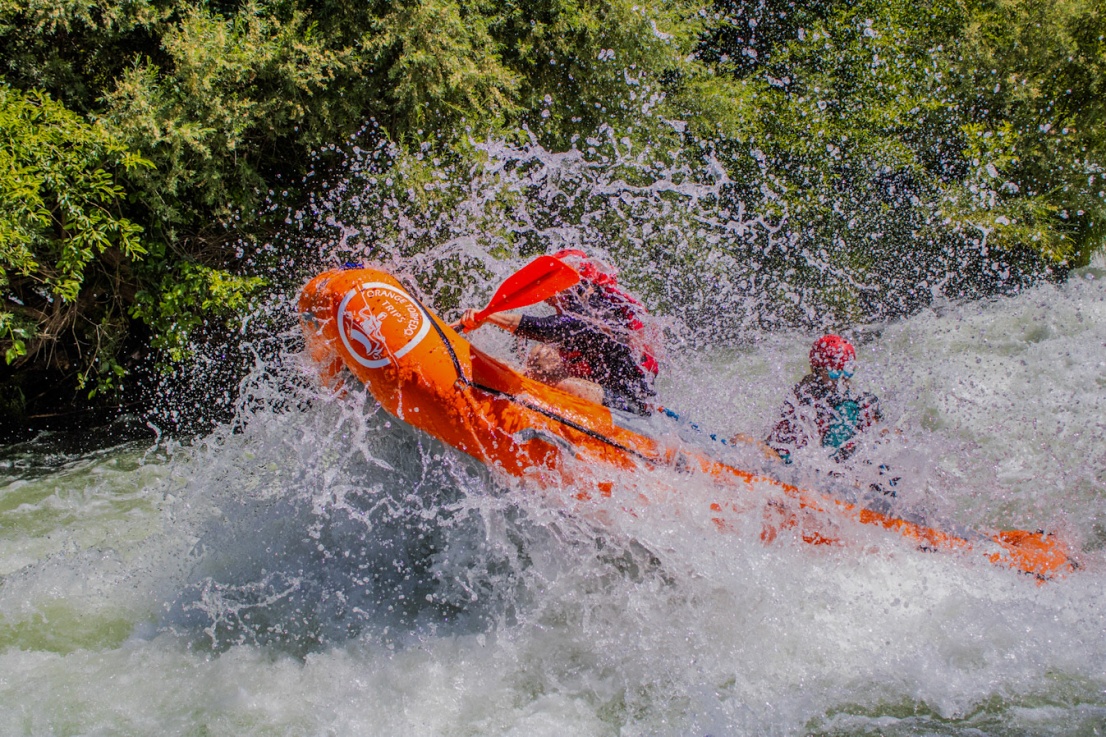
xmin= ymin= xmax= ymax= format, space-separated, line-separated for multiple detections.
xmin=809 ymin=334 xmax=855 ymax=371
xmin=551 ymin=249 xmax=618 ymax=287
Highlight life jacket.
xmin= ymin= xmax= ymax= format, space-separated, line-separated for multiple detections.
xmin=766 ymin=375 xmax=881 ymax=463
xmin=820 ymin=395 xmax=864 ymax=457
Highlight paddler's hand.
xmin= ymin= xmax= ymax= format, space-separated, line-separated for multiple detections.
xmin=455 ymin=308 xmax=481 ymax=332
xmin=451 ymin=310 xmax=522 ymax=333
xmin=460 ymin=307 xmax=482 ymax=329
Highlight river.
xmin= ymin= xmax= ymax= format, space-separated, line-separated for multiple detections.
xmin=1 ymin=249 xmax=1104 ymax=736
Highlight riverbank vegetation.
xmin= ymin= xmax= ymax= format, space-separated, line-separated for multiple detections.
xmin=1 ymin=0 xmax=1103 ymax=431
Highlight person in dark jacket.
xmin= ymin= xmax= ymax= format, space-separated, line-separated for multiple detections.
xmin=765 ymin=334 xmax=882 ymax=465
xmin=460 ymin=250 xmax=658 ymax=415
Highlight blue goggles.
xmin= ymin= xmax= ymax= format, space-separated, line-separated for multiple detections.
xmin=827 ymin=368 xmax=854 ymax=380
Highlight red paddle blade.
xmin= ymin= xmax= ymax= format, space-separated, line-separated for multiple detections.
xmin=473 ymin=256 xmax=581 ymax=323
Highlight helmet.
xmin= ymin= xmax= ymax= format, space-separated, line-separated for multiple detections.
xmin=809 ymin=334 xmax=855 ymax=371
xmin=551 ymin=249 xmax=618 ymax=287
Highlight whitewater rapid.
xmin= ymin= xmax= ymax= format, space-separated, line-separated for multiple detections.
xmin=1 ymin=262 xmax=1104 ymax=736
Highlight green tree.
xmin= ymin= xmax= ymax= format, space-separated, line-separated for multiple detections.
xmin=0 ymin=85 xmax=148 ymax=395
xmin=1 ymin=0 xmax=1103 ymax=427
xmin=687 ymin=0 xmax=1098 ymax=325
xmin=958 ymin=0 xmax=1106 ymax=265
xmin=0 ymin=0 xmax=713 ymax=425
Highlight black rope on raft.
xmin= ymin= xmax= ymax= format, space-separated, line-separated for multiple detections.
xmin=412 ymin=294 xmax=657 ymax=466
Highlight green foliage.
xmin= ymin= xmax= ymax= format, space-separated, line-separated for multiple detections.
xmin=0 ymin=85 xmax=149 ymax=385
xmin=364 ymin=0 xmax=521 ymax=137
xmin=103 ymin=3 xmax=364 ymax=233
xmin=131 ymin=262 xmax=266 ymax=363
xmin=958 ymin=0 xmax=1106 ymax=265
xmin=682 ymin=0 xmax=1101 ymax=324
xmin=0 ymin=0 xmax=173 ymax=113
xmin=484 ymin=0 xmax=706 ymax=147
xmin=942 ymin=122 xmax=1069 ymax=260
xmin=1 ymin=0 xmax=1104 ymax=421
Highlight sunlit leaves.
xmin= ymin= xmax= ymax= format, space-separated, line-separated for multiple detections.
xmin=131 ymin=262 xmax=266 ymax=364
xmin=484 ymin=0 xmax=706 ymax=147
xmin=687 ymin=0 xmax=1096 ymax=326
xmin=0 ymin=85 xmax=149 ymax=378
xmin=103 ymin=3 xmax=360 ymax=229
xmin=942 ymin=123 xmax=1071 ymax=262
xmin=957 ymin=0 xmax=1106 ymax=264
xmin=364 ymin=0 xmax=521 ymax=138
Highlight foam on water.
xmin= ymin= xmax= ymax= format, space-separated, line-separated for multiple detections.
xmin=1 ymin=260 xmax=1105 ymax=735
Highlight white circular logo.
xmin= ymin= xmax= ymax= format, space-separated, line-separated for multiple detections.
xmin=337 ymin=282 xmax=430 ymax=368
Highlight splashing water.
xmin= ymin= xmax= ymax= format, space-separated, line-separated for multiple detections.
xmin=2 ymin=247 xmax=1104 ymax=735
xmin=4 ymin=113 xmax=1106 ymax=735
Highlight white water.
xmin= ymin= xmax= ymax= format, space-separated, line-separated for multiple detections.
xmin=2 ymin=258 xmax=1105 ymax=736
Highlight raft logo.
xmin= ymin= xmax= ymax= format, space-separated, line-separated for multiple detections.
xmin=337 ymin=282 xmax=430 ymax=368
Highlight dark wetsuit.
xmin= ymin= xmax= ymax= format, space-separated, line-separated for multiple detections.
xmin=766 ymin=374 xmax=881 ymax=464
xmin=515 ymin=313 xmax=656 ymax=415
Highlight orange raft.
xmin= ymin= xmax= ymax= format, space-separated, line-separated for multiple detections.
xmin=298 ymin=266 xmax=1077 ymax=581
